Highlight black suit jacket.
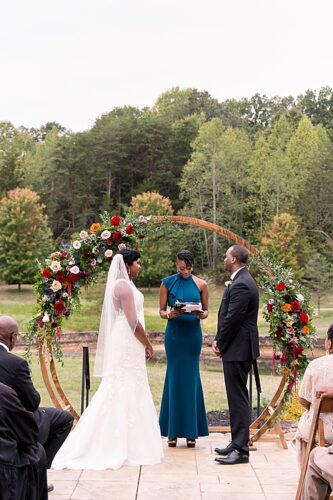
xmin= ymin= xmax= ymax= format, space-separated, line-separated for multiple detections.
xmin=215 ymin=267 xmax=260 ymax=362
xmin=0 ymin=382 xmax=40 ymax=467
xmin=0 ymin=345 xmax=40 ymax=412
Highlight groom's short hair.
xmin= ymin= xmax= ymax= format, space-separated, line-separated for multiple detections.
xmin=230 ymin=245 xmax=248 ymax=264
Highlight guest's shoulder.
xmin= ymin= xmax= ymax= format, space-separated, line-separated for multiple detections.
xmin=161 ymin=273 xmax=179 ymax=289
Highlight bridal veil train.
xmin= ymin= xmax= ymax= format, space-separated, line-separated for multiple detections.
xmin=52 ymin=252 xmax=163 ymax=470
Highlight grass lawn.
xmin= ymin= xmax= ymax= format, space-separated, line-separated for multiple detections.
xmin=24 ymin=353 xmax=281 ymax=413
xmin=1 ymin=282 xmax=332 ymax=336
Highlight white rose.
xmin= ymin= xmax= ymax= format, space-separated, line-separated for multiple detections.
xmin=62 ymin=292 xmax=69 ymax=298
xmin=80 ymin=230 xmax=88 ymax=240
xmin=296 ymin=293 xmax=304 ymax=302
xmin=90 ymin=259 xmax=97 ymax=267
xmin=101 ymin=230 xmax=111 ymax=240
xmin=138 ymin=215 xmax=147 ymax=223
xmin=50 ymin=261 xmax=62 ymax=272
xmin=70 ymin=265 xmax=80 ymax=274
xmin=68 ymin=259 xmax=76 ymax=265
xmin=51 ymin=280 xmax=62 ymax=292
xmin=42 ymin=295 xmax=49 ymax=303
xmin=105 ymin=249 xmax=113 ymax=258
xmin=118 ymin=243 xmax=126 ymax=250
xmin=73 ymin=240 xmax=81 ymax=249
xmin=42 ymin=312 xmax=50 ymax=323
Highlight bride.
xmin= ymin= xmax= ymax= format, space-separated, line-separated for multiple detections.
xmin=52 ymin=249 xmax=163 ymax=470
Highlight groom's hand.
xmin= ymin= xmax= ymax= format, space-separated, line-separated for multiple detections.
xmin=212 ymin=341 xmax=221 ymax=357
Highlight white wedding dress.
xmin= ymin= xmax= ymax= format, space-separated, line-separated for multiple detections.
xmin=52 ymin=257 xmax=163 ymax=470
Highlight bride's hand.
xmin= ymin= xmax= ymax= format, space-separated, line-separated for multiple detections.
xmin=146 ymin=343 xmax=153 ymax=360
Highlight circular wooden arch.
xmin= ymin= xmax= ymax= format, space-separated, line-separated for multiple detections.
xmin=39 ymin=215 xmax=288 ymax=445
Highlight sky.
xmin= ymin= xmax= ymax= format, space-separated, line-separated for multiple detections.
xmin=1 ymin=0 xmax=332 ymax=132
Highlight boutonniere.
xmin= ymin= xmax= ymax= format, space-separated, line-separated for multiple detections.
xmin=224 ymin=280 xmax=232 ymax=288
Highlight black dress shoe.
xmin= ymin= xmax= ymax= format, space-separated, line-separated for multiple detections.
xmin=214 ymin=443 xmax=234 ymax=456
xmin=215 ymin=449 xmax=249 ymax=465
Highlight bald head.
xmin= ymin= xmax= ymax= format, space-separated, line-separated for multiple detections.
xmin=0 ymin=316 xmax=19 ymax=350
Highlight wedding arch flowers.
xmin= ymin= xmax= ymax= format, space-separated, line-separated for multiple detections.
xmin=257 ymin=258 xmax=316 ymax=393
xmin=26 ymin=212 xmax=149 ymax=362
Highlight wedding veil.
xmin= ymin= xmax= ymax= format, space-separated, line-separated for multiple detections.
xmin=93 ymin=254 xmax=138 ymax=377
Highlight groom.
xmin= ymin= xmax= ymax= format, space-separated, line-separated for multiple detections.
xmin=212 ymin=245 xmax=259 ymax=465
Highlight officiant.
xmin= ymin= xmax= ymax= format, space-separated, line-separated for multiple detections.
xmin=159 ymin=250 xmax=209 ymax=448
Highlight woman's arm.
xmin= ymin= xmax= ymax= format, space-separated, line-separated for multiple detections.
xmin=192 ymin=276 xmax=209 ymax=319
xmin=159 ymin=283 xmax=184 ymax=320
xmin=117 ymin=281 xmax=153 ymax=359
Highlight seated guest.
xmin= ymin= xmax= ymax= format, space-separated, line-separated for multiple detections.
xmin=294 ymin=324 xmax=333 ymax=469
xmin=0 ymin=382 xmax=48 ymax=500
xmin=301 ymin=386 xmax=333 ymax=500
xmin=0 ymin=315 xmax=74 ymax=469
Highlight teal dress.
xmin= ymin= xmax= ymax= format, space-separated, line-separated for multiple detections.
xmin=159 ymin=273 xmax=209 ymax=439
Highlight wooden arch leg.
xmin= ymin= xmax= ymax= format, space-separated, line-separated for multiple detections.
xmin=39 ymin=340 xmax=80 ymax=421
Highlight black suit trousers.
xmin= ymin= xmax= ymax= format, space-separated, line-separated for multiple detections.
xmin=222 ymin=360 xmax=252 ymax=454
xmin=34 ymin=407 xmax=73 ymax=469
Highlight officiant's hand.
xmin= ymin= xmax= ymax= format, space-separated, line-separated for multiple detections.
xmin=193 ymin=310 xmax=208 ymax=320
xmin=168 ymin=308 xmax=185 ymax=319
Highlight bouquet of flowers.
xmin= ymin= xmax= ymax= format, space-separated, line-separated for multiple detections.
xmin=25 ymin=212 xmax=149 ymax=362
xmin=257 ymin=258 xmax=316 ymax=393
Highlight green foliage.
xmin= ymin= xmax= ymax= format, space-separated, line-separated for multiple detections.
xmin=0 ymin=188 xmax=52 ymax=288
xmin=260 ymin=213 xmax=312 ymax=277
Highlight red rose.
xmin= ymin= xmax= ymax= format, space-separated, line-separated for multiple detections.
xmin=299 ymin=312 xmax=309 ymax=324
xmin=54 ymin=300 xmax=65 ymax=314
xmin=276 ymin=282 xmax=286 ymax=291
xmin=295 ymin=346 xmax=304 ymax=357
xmin=275 ymin=326 xmax=283 ymax=339
xmin=267 ymin=303 xmax=273 ymax=312
xmin=125 ymin=223 xmax=133 ymax=234
xmin=42 ymin=269 xmax=52 ymax=278
xmin=110 ymin=215 xmax=121 ymax=227
xmin=111 ymin=231 xmax=122 ymax=242
xmin=55 ymin=271 xmax=67 ymax=284
xmin=291 ymin=300 xmax=301 ymax=312
xmin=60 ymin=252 xmax=69 ymax=259
xmin=68 ymin=273 xmax=79 ymax=283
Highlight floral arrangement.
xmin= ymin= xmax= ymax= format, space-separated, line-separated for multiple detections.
xmin=25 ymin=212 xmax=149 ymax=362
xmin=257 ymin=258 xmax=316 ymax=393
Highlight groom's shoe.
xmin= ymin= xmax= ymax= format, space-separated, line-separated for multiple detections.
xmin=214 ymin=443 xmax=235 ymax=456
xmin=215 ymin=449 xmax=249 ymax=465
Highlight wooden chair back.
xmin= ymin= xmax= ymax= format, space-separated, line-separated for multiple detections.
xmin=295 ymin=395 xmax=333 ymax=500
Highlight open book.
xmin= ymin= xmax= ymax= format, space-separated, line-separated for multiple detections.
xmin=173 ymin=300 xmax=203 ymax=313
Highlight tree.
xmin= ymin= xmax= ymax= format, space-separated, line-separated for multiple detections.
xmin=0 ymin=122 xmax=34 ymax=194
xmin=260 ymin=213 xmax=311 ymax=277
xmin=302 ymin=253 xmax=333 ymax=312
xmin=0 ymin=188 xmax=52 ymax=289
xmin=130 ymin=192 xmax=182 ymax=288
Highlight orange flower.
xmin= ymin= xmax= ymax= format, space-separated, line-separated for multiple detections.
xmin=50 ymin=252 xmax=59 ymax=260
xmin=301 ymin=326 xmax=310 ymax=335
xmin=281 ymin=303 xmax=292 ymax=312
xmin=90 ymin=223 xmax=101 ymax=233
xmin=106 ymin=238 xmax=113 ymax=246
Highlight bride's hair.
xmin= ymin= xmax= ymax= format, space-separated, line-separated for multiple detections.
xmin=118 ymin=248 xmax=141 ymax=265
